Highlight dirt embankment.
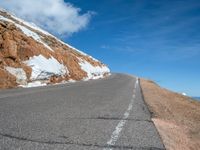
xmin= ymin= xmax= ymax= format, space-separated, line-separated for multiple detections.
xmin=140 ymin=79 xmax=200 ymax=150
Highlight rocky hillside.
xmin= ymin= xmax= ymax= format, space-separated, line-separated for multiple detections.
xmin=0 ymin=9 xmax=110 ymax=88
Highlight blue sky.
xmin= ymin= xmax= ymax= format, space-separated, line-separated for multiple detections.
xmin=1 ymin=0 xmax=199 ymax=96
xmin=62 ymin=0 xmax=200 ymax=96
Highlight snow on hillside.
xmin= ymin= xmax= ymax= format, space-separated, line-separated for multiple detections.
xmin=78 ymin=58 xmax=110 ymax=80
xmin=5 ymin=67 xmax=27 ymax=85
xmin=15 ymin=24 xmax=53 ymax=51
xmin=182 ymin=93 xmax=187 ymax=96
xmin=25 ymin=55 xmax=68 ymax=80
xmin=0 ymin=9 xmax=110 ymax=88
xmin=0 ymin=15 xmax=53 ymax=51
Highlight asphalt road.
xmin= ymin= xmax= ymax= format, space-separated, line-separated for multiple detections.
xmin=0 ymin=73 xmax=165 ymax=150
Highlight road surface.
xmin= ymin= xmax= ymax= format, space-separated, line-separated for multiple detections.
xmin=0 ymin=74 xmax=165 ymax=150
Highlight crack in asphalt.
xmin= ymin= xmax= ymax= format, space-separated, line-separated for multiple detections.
xmin=0 ymin=133 xmax=164 ymax=150
xmin=96 ymin=117 xmax=152 ymax=122
xmin=63 ymin=117 xmax=153 ymax=122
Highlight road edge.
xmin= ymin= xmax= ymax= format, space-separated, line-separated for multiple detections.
xmin=138 ymin=78 xmax=166 ymax=150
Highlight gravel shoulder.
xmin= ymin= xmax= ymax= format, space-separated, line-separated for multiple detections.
xmin=140 ymin=79 xmax=200 ymax=150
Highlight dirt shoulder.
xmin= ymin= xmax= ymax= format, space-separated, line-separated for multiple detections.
xmin=140 ymin=79 xmax=200 ymax=150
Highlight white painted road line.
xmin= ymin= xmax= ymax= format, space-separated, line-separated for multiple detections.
xmin=104 ymin=78 xmax=138 ymax=150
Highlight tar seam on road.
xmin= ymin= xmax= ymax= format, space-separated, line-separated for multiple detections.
xmin=63 ymin=117 xmax=152 ymax=122
xmin=104 ymin=78 xmax=138 ymax=150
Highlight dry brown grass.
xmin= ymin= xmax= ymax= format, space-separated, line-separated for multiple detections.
xmin=140 ymin=79 xmax=200 ymax=150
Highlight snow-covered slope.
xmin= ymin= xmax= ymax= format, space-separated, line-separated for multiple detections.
xmin=0 ymin=9 xmax=110 ymax=88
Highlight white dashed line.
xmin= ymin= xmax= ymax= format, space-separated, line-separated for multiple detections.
xmin=104 ymin=78 xmax=138 ymax=150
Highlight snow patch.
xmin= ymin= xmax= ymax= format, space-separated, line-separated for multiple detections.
xmin=0 ymin=13 xmax=53 ymax=51
xmin=5 ymin=67 xmax=27 ymax=85
xmin=21 ymin=81 xmax=47 ymax=88
xmin=25 ymin=55 xmax=68 ymax=80
xmin=182 ymin=93 xmax=187 ymax=96
xmin=58 ymin=39 xmax=99 ymax=62
xmin=78 ymin=58 xmax=110 ymax=80
xmin=0 ymin=15 xmax=14 ymax=23
xmin=15 ymin=24 xmax=53 ymax=51
xmin=12 ymin=15 xmax=52 ymax=37
xmin=68 ymin=79 xmax=76 ymax=83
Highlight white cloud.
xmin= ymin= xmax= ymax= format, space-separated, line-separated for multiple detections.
xmin=0 ymin=0 xmax=93 ymax=35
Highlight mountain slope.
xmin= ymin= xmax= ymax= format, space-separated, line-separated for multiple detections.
xmin=0 ymin=9 xmax=110 ymax=88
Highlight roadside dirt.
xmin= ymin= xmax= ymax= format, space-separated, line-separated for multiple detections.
xmin=140 ymin=79 xmax=200 ymax=150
